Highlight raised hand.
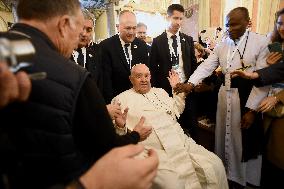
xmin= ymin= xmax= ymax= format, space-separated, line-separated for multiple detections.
xmin=133 ymin=116 xmax=152 ymax=141
xmin=167 ymin=70 xmax=180 ymax=88
xmin=115 ymin=107 xmax=129 ymax=128
xmin=107 ymin=100 xmax=122 ymax=120
xmin=266 ymin=52 xmax=282 ymax=65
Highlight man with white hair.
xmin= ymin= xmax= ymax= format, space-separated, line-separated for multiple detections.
xmin=113 ymin=64 xmax=229 ymax=189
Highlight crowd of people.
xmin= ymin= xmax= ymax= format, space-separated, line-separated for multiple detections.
xmin=1 ymin=0 xmax=284 ymax=189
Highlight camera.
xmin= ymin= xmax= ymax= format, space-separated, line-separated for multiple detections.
xmin=0 ymin=37 xmax=35 ymax=72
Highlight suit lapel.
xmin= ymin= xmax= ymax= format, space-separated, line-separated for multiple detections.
xmin=160 ymin=32 xmax=171 ymax=65
xmin=179 ymin=33 xmax=191 ymax=78
xmin=180 ymin=33 xmax=187 ymax=62
xmin=115 ymin=35 xmax=131 ymax=72
xmin=131 ymin=39 xmax=138 ymax=66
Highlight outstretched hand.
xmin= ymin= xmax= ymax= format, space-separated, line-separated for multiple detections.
xmin=80 ymin=144 xmax=159 ymax=189
xmin=107 ymin=100 xmax=122 ymax=120
xmin=174 ymin=83 xmax=194 ymax=94
xmin=230 ymin=70 xmax=259 ymax=80
xmin=115 ymin=107 xmax=129 ymax=128
xmin=266 ymin=52 xmax=282 ymax=65
xmin=167 ymin=70 xmax=180 ymax=88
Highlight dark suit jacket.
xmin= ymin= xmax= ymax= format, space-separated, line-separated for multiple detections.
xmin=100 ymin=34 xmax=149 ymax=103
xmin=71 ymin=44 xmax=97 ymax=74
xmin=70 ymin=43 xmax=103 ymax=91
xmin=255 ymin=59 xmax=284 ymax=87
xmin=149 ymin=31 xmax=197 ymax=94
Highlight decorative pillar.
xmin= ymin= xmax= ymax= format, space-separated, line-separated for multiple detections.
xmin=106 ymin=1 xmax=116 ymax=37
xmin=256 ymin=0 xmax=280 ymax=35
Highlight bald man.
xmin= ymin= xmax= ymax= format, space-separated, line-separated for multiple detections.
xmin=112 ymin=64 xmax=228 ymax=189
xmin=99 ymin=10 xmax=149 ymax=103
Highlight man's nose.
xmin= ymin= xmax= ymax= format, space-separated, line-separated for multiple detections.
xmin=141 ymin=77 xmax=147 ymax=81
xmin=129 ymin=29 xmax=136 ymax=35
xmin=177 ymin=19 xmax=182 ymax=25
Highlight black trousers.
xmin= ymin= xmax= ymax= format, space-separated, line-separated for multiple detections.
xmin=178 ymin=92 xmax=198 ymax=140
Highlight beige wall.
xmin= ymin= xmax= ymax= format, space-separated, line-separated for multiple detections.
xmin=280 ymin=0 xmax=284 ymax=9
xmin=0 ymin=10 xmax=14 ymax=31
xmin=210 ymin=0 xmax=221 ymax=27
xmin=95 ymin=11 xmax=108 ymax=42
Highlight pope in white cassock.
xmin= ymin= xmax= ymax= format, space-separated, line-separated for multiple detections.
xmin=112 ymin=64 xmax=228 ymax=189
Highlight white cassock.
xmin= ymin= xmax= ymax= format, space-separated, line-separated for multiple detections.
xmin=112 ymin=88 xmax=228 ymax=189
xmin=188 ymin=30 xmax=270 ymax=186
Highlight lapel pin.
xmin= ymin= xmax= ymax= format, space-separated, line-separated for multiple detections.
xmin=89 ymin=54 xmax=93 ymax=57
xmin=134 ymin=45 xmax=137 ymax=49
xmin=182 ymin=38 xmax=185 ymax=41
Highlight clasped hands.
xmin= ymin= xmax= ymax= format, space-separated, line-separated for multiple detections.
xmin=166 ymin=70 xmax=194 ymax=95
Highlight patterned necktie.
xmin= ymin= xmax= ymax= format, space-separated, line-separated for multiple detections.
xmin=171 ymin=35 xmax=178 ymax=66
xmin=171 ymin=35 xmax=178 ymax=56
xmin=77 ymin=48 xmax=84 ymax=67
xmin=124 ymin=43 xmax=131 ymax=67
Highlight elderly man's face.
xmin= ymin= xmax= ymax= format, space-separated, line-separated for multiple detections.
xmin=78 ymin=18 xmax=94 ymax=48
xmin=119 ymin=13 xmax=137 ymax=43
xmin=225 ymin=11 xmax=248 ymax=40
xmin=130 ymin=64 xmax=151 ymax=94
xmin=136 ymin=26 xmax=147 ymax=42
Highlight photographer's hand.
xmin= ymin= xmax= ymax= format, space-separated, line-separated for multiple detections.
xmin=0 ymin=62 xmax=31 ymax=108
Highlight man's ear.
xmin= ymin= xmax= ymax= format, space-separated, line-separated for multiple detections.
xmin=129 ymin=75 xmax=132 ymax=83
xmin=166 ymin=15 xmax=170 ymax=21
xmin=57 ymin=15 xmax=71 ymax=38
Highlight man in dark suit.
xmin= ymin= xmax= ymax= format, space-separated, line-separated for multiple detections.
xmin=100 ymin=10 xmax=149 ymax=103
xmin=149 ymin=4 xmax=198 ymax=137
xmin=70 ymin=9 xmax=103 ymax=89
xmin=137 ymin=22 xmax=151 ymax=54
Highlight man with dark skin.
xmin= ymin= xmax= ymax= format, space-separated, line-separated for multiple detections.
xmin=174 ymin=7 xmax=270 ymax=188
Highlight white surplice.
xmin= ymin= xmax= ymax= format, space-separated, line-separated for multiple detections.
xmin=188 ymin=31 xmax=270 ymax=186
xmin=113 ymin=88 xmax=228 ymax=189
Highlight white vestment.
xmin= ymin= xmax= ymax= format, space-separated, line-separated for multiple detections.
xmin=113 ymin=88 xmax=228 ymax=189
xmin=188 ymin=31 xmax=270 ymax=186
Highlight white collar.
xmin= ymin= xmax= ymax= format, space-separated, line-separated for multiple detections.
xmin=166 ymin=30 xmax=180 ymax=39
xmin=119 ymin=35 xmax=131 ymax=47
